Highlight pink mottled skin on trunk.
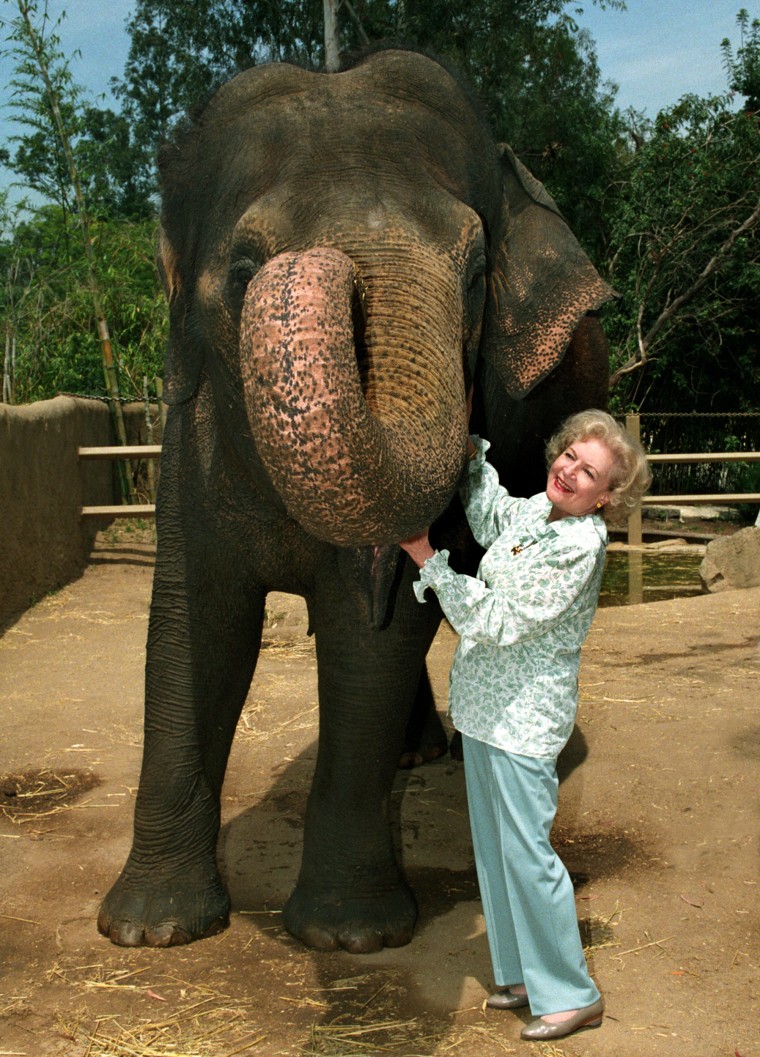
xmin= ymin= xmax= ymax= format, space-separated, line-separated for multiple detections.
xmin=240 ymin=247 xmax=465 ymax=547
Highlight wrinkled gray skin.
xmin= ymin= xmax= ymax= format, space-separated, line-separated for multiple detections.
xmin=98 ymin=50 xmax=612 ymax=954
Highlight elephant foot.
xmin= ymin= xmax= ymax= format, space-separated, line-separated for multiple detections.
xmin=97 ymin=857 xmax=230 ymax=948
xmin=282 ymin=878 xmax=417 ymax=953
xmin=397 ymin=742 xmax=447 ymax=769
xmin=401 ymin=706 xmax=449 ymax=769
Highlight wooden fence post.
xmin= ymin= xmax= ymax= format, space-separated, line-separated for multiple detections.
xmin=625 ymin=413 xmax=644 ymax=603
xmin=626 ymin=414 xmax=643 ymax=548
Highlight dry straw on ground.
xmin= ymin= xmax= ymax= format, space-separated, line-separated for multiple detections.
xmin=0 ymin=768 xmax=101 ymax=824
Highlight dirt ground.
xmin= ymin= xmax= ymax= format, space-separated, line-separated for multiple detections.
xmin=0 ymin=526 xmax=757 ymax=1057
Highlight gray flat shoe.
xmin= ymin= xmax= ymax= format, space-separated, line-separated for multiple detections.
xmin=520 ymin=997 xmax=604 ymax=1040
xmin=486 ymin=987 xmax=529 ymax=1010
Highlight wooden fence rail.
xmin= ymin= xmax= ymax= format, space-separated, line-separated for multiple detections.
xmin=79 ymin=435 xmax=760 ymax=529
xmin=624 ymin=414 xmax=760 ymax=546
xmin=79 ymin=445 xmax=161 ymax=518
xmin=79 ymin=445 xmax=162 ymax=460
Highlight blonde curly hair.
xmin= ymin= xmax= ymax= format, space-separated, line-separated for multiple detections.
xmin=545 ymin=410 xmax=651 ymax=520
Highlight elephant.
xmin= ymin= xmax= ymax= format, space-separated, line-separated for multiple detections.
xmin=97 ymin=48 xmax=612 ymax=955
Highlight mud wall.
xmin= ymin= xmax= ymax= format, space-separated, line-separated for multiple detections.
xmin=0 ymin=396 xmax=151 ymax=631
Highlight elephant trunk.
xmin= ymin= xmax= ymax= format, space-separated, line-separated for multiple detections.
xmin=240 ymin=248 xmax=465 ymax=547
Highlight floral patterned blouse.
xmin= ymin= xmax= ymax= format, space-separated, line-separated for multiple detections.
xmin=414 ymin=437 xmax=608 ymax=759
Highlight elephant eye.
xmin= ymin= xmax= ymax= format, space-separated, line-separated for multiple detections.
xmin=229 ymin=257 xmax=259 ymax=288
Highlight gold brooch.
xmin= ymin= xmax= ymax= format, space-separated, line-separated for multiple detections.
xmin=511 ymin=545 xmax=523 ymax=556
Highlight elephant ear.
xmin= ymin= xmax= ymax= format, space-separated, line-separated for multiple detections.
xmin=482 ymin=143 xmax=615 ymax=398
xmin=157 ymin=226 xmax=204 ymax=405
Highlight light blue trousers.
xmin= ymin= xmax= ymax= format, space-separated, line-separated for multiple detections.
xmin=462 ymin=733 xmax=600 ymax=1015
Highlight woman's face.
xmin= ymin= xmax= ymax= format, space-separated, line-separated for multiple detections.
xmin=546 ymin=436 xmax=614 ymax=520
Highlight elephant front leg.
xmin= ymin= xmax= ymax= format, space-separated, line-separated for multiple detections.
xmin=283 ymin=562 xmax=439 ymax=953
xmin=98 ymin=547 xmax=265 ymax=948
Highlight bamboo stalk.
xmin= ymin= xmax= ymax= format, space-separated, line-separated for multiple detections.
xmin=15 ymin=0 xmax=135 ymax=502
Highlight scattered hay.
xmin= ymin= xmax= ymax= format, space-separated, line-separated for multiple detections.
xmin=0 ymin=992 xmax=35 ymax=1018
xmin=98 ymin=520 xmax=157 ymax=547
xmin=50 ymin=975 xmax=268 ymax=1057
xmin=55 ymin=1005 xmax=267 ymax=1057
xmin=580 ymin=906 xmax=622 ymax=953
xmin=301 ymin=968 xmax=524 ymax=1057
xmin=532 ymin=1045 xmax=569 ymax=1057
xmin=0 ymin=768 xmax=101 ymax=823
xmin=613 ymin=930 xmax=673 ymax=963
xmin=239 ymin=702 xmax=318 ymax=739
xmin=46 ymin=963 xmax=153 ymax=989
xmin=299 ymin=971 xmax=444 ymax=1057
xmin=306 ymin=1015 xmax=425 ymax=1055
xmin=260 ymin=636 xmax=315 ymax=656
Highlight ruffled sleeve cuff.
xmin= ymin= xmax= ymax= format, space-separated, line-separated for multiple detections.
xmin=413 ymin=548 xmax=452 ymax=603
xmin=467 ymin=434 xmax=490 ymax=470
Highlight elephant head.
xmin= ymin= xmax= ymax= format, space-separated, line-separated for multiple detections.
xmin=157 ymin=50 xmax=613 ymax=551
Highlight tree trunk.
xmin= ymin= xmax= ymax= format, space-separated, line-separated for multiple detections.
xmin=323 ymin=0 xmax=340 ymax=71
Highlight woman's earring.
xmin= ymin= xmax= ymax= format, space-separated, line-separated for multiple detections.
xmin=595 ymin=500 xmax=604 ymax=509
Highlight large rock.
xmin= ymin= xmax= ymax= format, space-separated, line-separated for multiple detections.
xmin=699 ymin=526 xmax=760 ymax=593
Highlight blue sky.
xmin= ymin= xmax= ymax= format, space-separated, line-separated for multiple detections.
xmin=0 ymin=0 xmax=750 ymax=196
xmin=576 ymin=0 xmax=747 ymax=114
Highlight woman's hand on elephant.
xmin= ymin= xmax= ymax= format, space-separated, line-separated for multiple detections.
xmin=399 ymin=531 xmax=435 ymax=569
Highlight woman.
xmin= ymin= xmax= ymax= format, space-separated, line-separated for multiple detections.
xmin=400 ymin=409 xmax=650 ymax=1042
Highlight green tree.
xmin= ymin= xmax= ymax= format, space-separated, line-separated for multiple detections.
xmin=371 ymin=0 xmax=626 ymax=251
xmin=2 ymin=0 xmax=121 ymax=406
xmin=0 ymin=0 xmax=145 ymax=501
xmin=2 ymin=2 xmax=152 ymax=221
xmin=113 ymin=0 xmax=624 ymax=246
xmin=76 ymin=105 xmax=155 ymax=220
xmin=603 ymin=89 xmax=760 ymax=413
xmin=721 ymin=7 xmax=760 ymax=111
xmin=2 ymin=2 xmax=82 ymax=218
xmin=112 ymin=0 xmax=324 ymax=195
xmin=1 ymin=206 xmax=166 ymax=404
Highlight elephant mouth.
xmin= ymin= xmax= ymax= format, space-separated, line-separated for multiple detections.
xmin=337 ymin=543 xmax=402 ymax=630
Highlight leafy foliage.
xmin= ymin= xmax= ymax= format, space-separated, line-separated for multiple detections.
xmin=2 ymin=1 xmax=82 ymax=214
xmin=1 ymin=207 xmax=166 ymax=403
xmin=111 ymin=0 xmax=326 ymax=196
xmin=2 ymin=2 xmax=150 ymax=219
xmin=721 ymin=7 xmax=760 ymax=110
xmin=603 ymin=92 xmax=760 ymax=414
xmin=0 ymin=0 xmax=162 ymax=408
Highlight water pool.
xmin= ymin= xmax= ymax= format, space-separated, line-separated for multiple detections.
xmin=599 ymin=547 xmax=706 ymax=607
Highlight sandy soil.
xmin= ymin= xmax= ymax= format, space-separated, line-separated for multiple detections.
xmin=0 ymin=528 xmax=757 ymax=1057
